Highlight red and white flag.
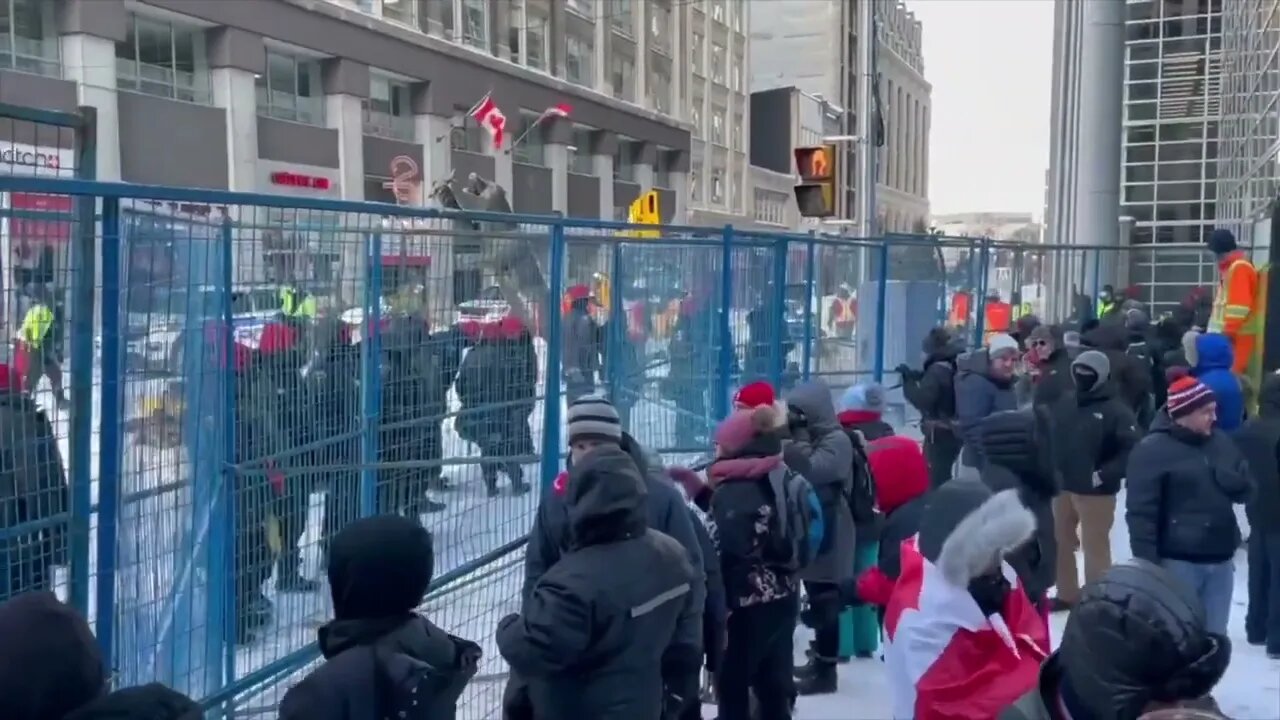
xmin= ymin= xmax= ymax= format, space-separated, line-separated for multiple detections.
xmin=468 ymin=93 xmax=507 ymax=150
xmin=541 ymin=103 xmax=571 ymax=120
xmin=882 ymin=490 xmax=1048 ymax=720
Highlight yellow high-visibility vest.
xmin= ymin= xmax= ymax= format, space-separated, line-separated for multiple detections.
xmin=280 ymin=287 xmax=316 ymax=319
xmin=18 ymin=303 xmax=53 ymax=348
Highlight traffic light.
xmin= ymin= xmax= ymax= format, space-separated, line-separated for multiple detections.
xmin=794 ymin=145 xmax=838 ymax=218
xmin=624 ymin=190 xmax=661 ymax=238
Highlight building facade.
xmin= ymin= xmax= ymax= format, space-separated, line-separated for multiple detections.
xmin=1121 ymin=0 xmax=1226 ymax=311
xmin=1216 ymin=0 xmax=1278 ymax=260
xmin=0 ymin=0 xmax=691 ymax=221
xmin=748 ymin=0 xmax=930 ymax=235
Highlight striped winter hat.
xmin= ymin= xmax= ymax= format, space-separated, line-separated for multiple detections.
xmin=566 ymin=395 xmax=623 ymax=444
xmin=1166 ymin=376 xmax=1215 ymax=420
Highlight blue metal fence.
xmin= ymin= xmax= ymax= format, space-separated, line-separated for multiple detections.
xmin=0 ymin=163 xmax=1148 ymax=716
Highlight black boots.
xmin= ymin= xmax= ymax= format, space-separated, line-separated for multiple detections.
xmin=794 ymin=661 xmax=837 ymax=695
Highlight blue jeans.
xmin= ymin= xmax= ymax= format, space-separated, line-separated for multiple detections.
xmin=1161 ymin=558 xmax=1235 ymax=635
xmin=1246 ymin=532 xmax=1280 ymax=653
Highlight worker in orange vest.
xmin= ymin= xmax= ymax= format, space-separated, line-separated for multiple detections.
xmin=828 ymin=283 xmax=856 ymax=339
xmin=983 ymin=291 xmax=1013 ymax=346
xmin=1206 ymin=229 xmax=1260 ymax=376
xmin=949 ymin=289 xmax=972 ymax=329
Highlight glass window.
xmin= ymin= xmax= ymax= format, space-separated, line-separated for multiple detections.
xmin=115 ymin=14 xmax=211 ymax=103
xmin=614 ymin=141 xmax=636 ymax=182
xmin=654 ymin=151 xmax=673 ymax=188
xmin=450 ymin=115 xmax=486 ymax=153
xmin=711 ymin=42 xmax=725 ymax=83
xmin=732 ymin=1 xmax=743 ymax=32
xmin=462 ymin=0 xmax=487 ymax=50
xmin=649 ymin=64 xmax=671 ymax=113
xmin=382 ymin=0 xmax=416 ymax=25
xmin=364 ymin=73 xmax=414 ymax=141
xmin=692 ymin=33 xmax=704 ymax=75
xmin=611 ymin=54 xmax=635 ymax=102
xmin=711 ymin=105 xmax=725 ymax=145
xmin=0 ymin=0 xmax=57 ymax=76
xmin=566 ymin=32 xmax=594 ymax=86
xmin=691 ymin=96 xmax=703 ymax=138
xmin=513 ymin=112 xmax=546 ymax=166
xmin=526 ymin=10 xmax=549 ymax=70
xmin=731 ymin=57 xmax=742 ymax=92
xmin=712 ymin=0 xmax=725 ymax=23
xmin=256 ymin=50 xmax=323 ymax=125
xmin=568 ymin=127 xmax=595 ymax=175
xmin=711 ymin=166 xmax=724 ymax=204
xmin=691 ymin=163 xmax=701 ymax=201
xmin=732 ymin=113 xmax=743 ymax=149
xmin=610 ymin=0 xmax=634 ymax=35
xmin=650 ymin=3 xmax=671 ymax=54
xmin=566 ymin=0 xmax=591 ymax=17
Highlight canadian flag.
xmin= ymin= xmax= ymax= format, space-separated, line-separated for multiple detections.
xmin=541 ymin=103 xmax=572 ymax=120
xmin=469 ymin=93 xmax=507 ymax=150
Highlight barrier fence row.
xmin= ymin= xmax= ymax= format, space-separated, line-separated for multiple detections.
xmin=0 ymin=110 xmax=1227 ymax=719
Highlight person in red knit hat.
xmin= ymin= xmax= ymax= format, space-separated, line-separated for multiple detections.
xmin=734 ymin=381 xmax=775 ymax=410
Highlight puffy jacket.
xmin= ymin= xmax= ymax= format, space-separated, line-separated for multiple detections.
xmin=1125 ymin=412 xmax=1254 ymax=564
xmin=784 ymin=380 xmax=856 ymax=585
xmin=1191 ymin=333 xmax=1244 ymax=431
xmin=0 ymin=388 xmax=68 ymax=588
xmin=523 ymin=433 xmax=705 ymax=608
xmin=902 ymin=346 xmax=961 ymax=427
xmin=978 ymin=409 xmax=1059 ymax=600
xmin=1001 ymin=560 xmax=1231 ymax=720
xmin=1082 ymin=322 xmax=1152 ymax=416
xmin=1232 ymin=373 xmax=1280 ymax=534
xmin=1049 ymin=376 xmax=1140 ymax=496
xmin=955 ymin=349 xmax=1019 ymax=468
xmin=1030 ymin=346 xmax=1073 ymax=408
xmin=497 ymin=446 xmax=702 ymax=720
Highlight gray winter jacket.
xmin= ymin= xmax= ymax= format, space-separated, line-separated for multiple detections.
xmin=783 ymin=381 xmax=856 ymax=585
xmin=955 ymin=349 xmax=1019 ymax=468
xmin=497 ymin=446 xmax=703 ymax=720
xmin=522 ymin=433 xmax=706 ymax=609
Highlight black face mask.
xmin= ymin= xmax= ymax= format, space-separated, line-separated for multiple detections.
xmin=1071 ymin=366 xmax=1100 ymax=393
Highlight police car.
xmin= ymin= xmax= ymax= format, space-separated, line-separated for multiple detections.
xmin=126 ymin=285 xmax=281 ymax=373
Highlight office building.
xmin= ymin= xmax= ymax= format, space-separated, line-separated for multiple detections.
xmin=1216 ymin=0 xmax=1278 ymax=256
xmin=749 ymin=0 xmax=931 ymax=234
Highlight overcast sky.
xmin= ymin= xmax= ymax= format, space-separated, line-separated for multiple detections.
xmin=908 ymin=0 xmax=1055 ymax=219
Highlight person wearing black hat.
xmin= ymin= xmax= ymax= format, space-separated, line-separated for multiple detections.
xmin=1001 ymin=559 xmax=1233 ymax=720
xmin=1205 ymin=228 xmax=1260 ymax=378
xmin=279 ymin=515 xmax=482 ymax=720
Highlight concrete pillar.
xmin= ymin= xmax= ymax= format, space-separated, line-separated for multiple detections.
xmin=322 ymin=58 xmax=370 ymax=201
xmin=410 ymin=86 xmax=456 ymax=319
xmin=633 ymin=141 xmax=656 ymax=192
xmin=60 ymin=35 xmax=120 ymax=181
xmin=591 ymin=131 xmax=617 ymax=220
xmin=670 ymin=149 xmax=690 ymax=224
xmin=487 ymin=143 xmax=514 ymax=197
xmin=545 ymin=115 xmax=572 ymax=215
xmin=1075 ymin=0 xmax=1123 ymax=295
xmin=207 ymin=27 xmax=266 ymax=192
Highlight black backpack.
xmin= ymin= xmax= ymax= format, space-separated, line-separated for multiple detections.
xmin=845 ymin=429 xmax=879 ymax=525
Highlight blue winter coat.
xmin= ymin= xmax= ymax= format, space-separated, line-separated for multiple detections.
xmin=1192 ymin=333 xmax=1244 ymax=431
xmin=954 ymin=349 xmax=1019 ymax=468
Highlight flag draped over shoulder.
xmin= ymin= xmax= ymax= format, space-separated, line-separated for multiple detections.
xmin=883 ymin=537 xmax=1048 ymax=720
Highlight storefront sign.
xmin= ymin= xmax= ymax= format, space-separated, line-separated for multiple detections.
xmin=0 ymin=141 xmax=75 ymax=176
xmin=270 ymin=171 xmax=332 ymax=190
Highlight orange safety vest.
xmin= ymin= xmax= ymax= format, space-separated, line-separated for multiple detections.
xmin=950 ymin=292 xmax=971 ymax=327
xmin=984 ymin=301 xmax=1012 ymax=334
xmin=1208 ymin=251 xmax=1260 ymax=375
xmin=832 ymin=297 xmax=855 ymax=324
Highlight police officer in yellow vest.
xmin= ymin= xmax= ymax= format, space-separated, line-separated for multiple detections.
xmin=279 ymin=285 xmax=317 ymax=321
xmin=15 ymin=287 xmax=67 ymax=407
xmin=1096 ymin=284 xmax=1117 ymax=320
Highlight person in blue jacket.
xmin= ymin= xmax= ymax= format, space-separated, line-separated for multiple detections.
xmin=1191 ymin=332 xmax=1245 ymax=431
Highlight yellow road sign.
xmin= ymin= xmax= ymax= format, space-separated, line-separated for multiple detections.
xmin=625 ymin=190 xmax=660 ymax=238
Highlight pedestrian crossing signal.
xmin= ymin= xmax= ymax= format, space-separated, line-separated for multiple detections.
xmin=794 ymin=145 xmax=838 ymax=218
xmin=625 ymin=190 xmax=661 ymax=238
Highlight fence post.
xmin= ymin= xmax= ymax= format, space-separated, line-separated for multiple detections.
xmin=802 ymin=235 xmax=816 ymax=380
xmin=67 ymin=106 xmax=97 ymax=618
xmin=769 ymin=237 xmax=788 ymax=388
xmin=359 ymin=231 xmax=383 ymax=517
xmin=540 ymin=221 xmax=566 ymax=491
xmin=714 ymin=225 xmax=735 ymax=422
xmin=605 ymin=241 xmax=624 ymax=418
xmin=95 ymin=196 xmax=121 ymax=665
xmin=873 ymin=240 xmax=890 ymax=383
xmin=1090 ymin=249 xmax=1102 ymax=303
xmin=974 ymin=239 xmax=991 ymax=346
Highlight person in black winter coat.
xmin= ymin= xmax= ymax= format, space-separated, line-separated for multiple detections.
xmin=0 ymin=364 xmax=67 ymax=601
xmin=1048 ymin=350 xmax=1140 ymax=612
xmin=682 ymin=501 xmax=726 ymax=718
xmin=455 ymin=318 xmax=537 ymax=496
xmin=900 ymin=326 xmax=964 ymax=487
xmin=1026 ymin=324 xmax=1073 ymax=409
xmin=280 ymin=515 xmax=482 ymax=720
xmin=675 ymin=405 xmax=801 ymax=720
xmin=1230 ymin=371 xmax=1280 ymax=658
xmin=563 ymin=286 xmax=601 ymax=403
xmin=1000 ymin=559 xmax=1233 ymax=720
xmin=978 ymin=408 xmax=1060 ymax=616
xmin=378 ymin=316 xmax=452 ymax=513
xmin=1126 ymin=375 xmax=1254 ymax=635
xmin=496 ymin=445 xmax=703 ymax=720
xmin=1082 ymin=321 xmax=1152 ymax=420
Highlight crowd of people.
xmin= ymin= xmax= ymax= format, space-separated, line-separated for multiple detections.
xmin=4 ymin=230 xmax=1280 ymax=719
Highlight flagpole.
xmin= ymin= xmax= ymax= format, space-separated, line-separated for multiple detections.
xmin=505 ymin=112 xmax=551 ymax=154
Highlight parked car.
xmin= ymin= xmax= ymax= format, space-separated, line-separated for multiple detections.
xmin=125 ymin=285 xmax=281 ymax=374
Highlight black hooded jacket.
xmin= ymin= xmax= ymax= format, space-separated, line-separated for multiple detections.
xmin=1126 ymin=413 xmax=1254 ymax=564
xmin=0 ymin=591 xmax=107 ymax=720
xmin=62 ymin=684 xmax=200 ymax=720
xmin=978 ymin=410 xmax=1059 ymax=599
xmin=1081 ymin=323 xmax=1152 ymax=416
xmin=1232 ymin=373 xmax=1280 ymax=534
xmin=1049 ymin=366 xmax=1140 ymax=496
xmin=1001 ymin=560 xmax=1231 ymax=720
xmin=280 ymin=516 xmax=482 ymax=720
xmin=902 ymin=329 xmax=962 ymax=427
xmin=496 ymin=446 xmax=702 ymax=720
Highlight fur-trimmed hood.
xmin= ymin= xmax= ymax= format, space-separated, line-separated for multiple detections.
xmin=917 ymin=479 xmax=1037 ymax=586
